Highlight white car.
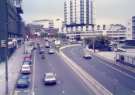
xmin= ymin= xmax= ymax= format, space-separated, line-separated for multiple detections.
xmin=43 ymin=73 xmax=56 ymax=85
xmin=45 ymin=42 xmax=50 ymax=48
xmin=48 ymin=49 xmax=55 ymax=54
xmin=83 ymin=53 xmax=91 ymax=59
xmin=83 ymin=51 xmax=91 ymax=59
xmin=21 ymin=64 xmax=31 ymax=74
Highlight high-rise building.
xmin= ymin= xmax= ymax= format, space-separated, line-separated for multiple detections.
xmin=132 ymin=16 xmax=135 ymax=39
xmin=0 ymin=0 xmax=24 ymax=62
xmin=127 ymin=16 xmax=135 ymax=40
xmin=64 ymin=0 xmax=94 ymax=33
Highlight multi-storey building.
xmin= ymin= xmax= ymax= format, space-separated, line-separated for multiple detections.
xmin=64 ymin=0 xmax=94 ymax=33
xmin=127 ymin=16 xmax=135 ymax=40
xmin=95 ymin=24 xmax=127 ymax=41
xmin=0 ymin=0 xmax=24 ymax=62
xmin=132 ymin=16 xmax=135 ymax=39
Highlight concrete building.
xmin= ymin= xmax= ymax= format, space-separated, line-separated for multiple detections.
xmin=127 ymin=16 xmax=135 ymax=40
xmin=95 ymin=24 xmax=127 ymax=41
xmin=26 ymin=23 xmax=44 ymax=38
xmin=64 ymin=0 xmax=94 ymax=33
xmin=66 ymin=24 xmax=127 ymax=41
xmin=132 ymin=16 xmax=135 ymax=39
xmin=0 ymin=0 xmax=24 ymax=62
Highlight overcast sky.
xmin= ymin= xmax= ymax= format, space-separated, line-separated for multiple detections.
xmin=22 ymin=0 xmax=135 ymax=25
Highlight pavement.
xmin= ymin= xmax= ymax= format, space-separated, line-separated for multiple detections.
xmin=62 ymin=45 xmax=135 ymax=95
xmin=0 ymin=45 xmax=24 ymax=95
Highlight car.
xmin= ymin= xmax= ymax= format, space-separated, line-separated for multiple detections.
xmin=48 ymin=48 xmax=55 ymax=54
xmin=39 ymin=49 xmax=45 ymax=54
xmin=23 ymin=61 xmax=32 ymax=66
xmin=19 ymin=74 xmax=29 ymax=81
xmin=83 ymin=54 xmax=91 ymax=59
xmin=45 ymin=42 xmax=50 ymax=48
xmin=83 ymin=50 xmax=91 ymax=59
xmin=43 ymin=73 xmax=56 ymax=85
xmin=41 ymin=54 xmax=45 ymax=59
xmin=21 ymin=64 xmax=31 ymax=74
xmin=24 ymin=53 xmax=32 ymax=58
xmin=16 ymin=76 xmax=29 ymax=88
xmin=24 ymin=57 xmax=32 ymax=64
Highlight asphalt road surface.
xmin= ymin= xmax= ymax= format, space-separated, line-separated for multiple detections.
xmin=62 ymin=45 xmax=135 ymax=95
xmin=33 ymin=46 xmax=95 ymax=95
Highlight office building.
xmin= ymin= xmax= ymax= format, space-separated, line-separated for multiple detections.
xmin=64 ymin=0 xmax=94 ymax=33
xmin=127 ymin=16 xmax=135 ymax=40
xmin=95 ymin=24 xmax=127 ymax=41
xmin=0 ymin=0 xmax=24 ymax=62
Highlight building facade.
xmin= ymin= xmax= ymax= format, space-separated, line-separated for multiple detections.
xmin=0 ymin=0 xmax=24 ymax=62
xmin=127 ymin=16 xmax=135 ymax=40
xmin=132 ymin=16 xmax=135 ymax=39
xmin=95 ymin=24 xmax=127 ymax=41
xmin=64 ymin=0 xmax=94 ymax=33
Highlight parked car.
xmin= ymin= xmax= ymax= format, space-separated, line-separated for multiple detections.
xmin=16 ymin=76 xmax=29 ymax=88
xmin=43 ymin=72 xmax=57 ymax=85
xmin=23 ymin=61 xmax=32 ymax=66
xmin=24 ymin=57 xmax=32 ymax=64
xmin=25 ymin=53 xmax=32 ymax=57
xmin=21 ymin=64 xmax=31 ymax=74
xmin=19 ymin=74 xmax=29 ymax=81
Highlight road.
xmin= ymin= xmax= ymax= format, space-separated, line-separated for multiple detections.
xmin=62 ymin=45 xmax=135 ymax=95
xmin=33 ymin=46 xmax=95 ymax=95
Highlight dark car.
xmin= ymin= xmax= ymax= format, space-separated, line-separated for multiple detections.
xmin=16 ymin=76 xmax=29 ymax=88
xmin=41 ymin=54 xmax=45 ymax=59
xmin=39 ymin=49 xmax=45 ymax=54
xmin=19 ymin=74 xmax=29 ymax=80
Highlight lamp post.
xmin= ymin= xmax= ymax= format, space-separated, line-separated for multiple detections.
xmin=91 ymin=24 xmax=95 ymax=53
xmin=5 ymin=0 xmax=9 ymax=95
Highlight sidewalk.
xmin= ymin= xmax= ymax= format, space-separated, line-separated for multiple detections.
xmin=87 ymin=48 xmax=135 ymax=73
xmin=0 ymin=45 xmax=24 ymax=95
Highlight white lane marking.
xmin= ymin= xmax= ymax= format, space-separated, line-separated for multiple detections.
xmin=62 ymin=90 xmax=65 ymax=94
xmin=32 ymin=51 xmax=36 ymax=95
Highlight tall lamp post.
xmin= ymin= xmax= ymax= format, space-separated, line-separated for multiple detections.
xmin=91 ymin=24 xmax=95 ymax=53
xmin=5 ymin=0 xmax=9 ymax=95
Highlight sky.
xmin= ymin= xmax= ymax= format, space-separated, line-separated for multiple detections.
xmin=22 ymin=0 xmax=135 ymax=25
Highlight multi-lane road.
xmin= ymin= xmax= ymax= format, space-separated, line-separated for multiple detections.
xmin=30 ymin=40 xmax=135 ymax=95
xmin=32 ymin=45 xmax=95 ymax=95
xmin=62 ymin=45 xmax=135 ymax=95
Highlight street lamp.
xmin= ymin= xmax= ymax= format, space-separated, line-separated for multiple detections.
xmin=5 ymin=0 xmax=9 ymax=95
xmin=91 ymin=24 xmax=95 ymax=53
